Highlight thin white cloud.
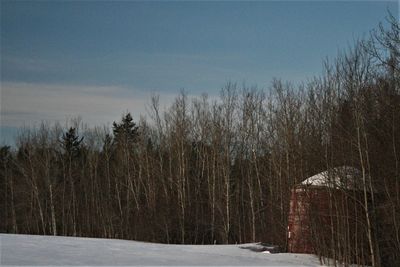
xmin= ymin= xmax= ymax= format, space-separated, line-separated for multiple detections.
xmin=0 ymin=82 xmax=176 ymax=128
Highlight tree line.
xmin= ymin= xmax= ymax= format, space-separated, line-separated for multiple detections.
xmin=1 ymin=15 xmax=399 ymax=267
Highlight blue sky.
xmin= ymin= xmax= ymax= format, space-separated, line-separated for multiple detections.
xmin=1 ymin=0 xmax=398 ymax=145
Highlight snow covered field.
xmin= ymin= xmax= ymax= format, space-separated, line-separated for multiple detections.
xmin=0 ymin=234 xmax=322 ymax=266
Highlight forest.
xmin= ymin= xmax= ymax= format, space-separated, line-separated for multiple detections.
xmin=1 ymin=15 xmax=399 ymax=267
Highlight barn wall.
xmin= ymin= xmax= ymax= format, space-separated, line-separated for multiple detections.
xmin=287 ymin=185 xmax=371 ymax=265
xmin=287 ymin=187 xmax=313 ymax=253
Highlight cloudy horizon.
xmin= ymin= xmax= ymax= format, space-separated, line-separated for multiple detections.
xmin=1 ymin=1 xmax=398 ymax=145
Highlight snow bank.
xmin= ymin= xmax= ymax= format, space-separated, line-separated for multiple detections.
xmin=0 ymin=234 xmax=323 ymax=266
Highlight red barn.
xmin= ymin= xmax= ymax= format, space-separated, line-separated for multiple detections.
xmin=287 ymin=166 xmax=366 ymax=255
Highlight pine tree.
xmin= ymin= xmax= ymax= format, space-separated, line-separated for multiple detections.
xmin=112 ymin=113 xmax=139 ymax=148
xmin=61 ymin=127 xmax=83 ymax=158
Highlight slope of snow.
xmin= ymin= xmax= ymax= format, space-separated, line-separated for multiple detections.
xmin=0 ymin=234 xmax=323 ymax=266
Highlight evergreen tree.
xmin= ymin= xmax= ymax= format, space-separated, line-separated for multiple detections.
xmin=60 ymin=127 xmax=83 ymax=158
xmin=112 ymin=113 xmax=139 ymax=148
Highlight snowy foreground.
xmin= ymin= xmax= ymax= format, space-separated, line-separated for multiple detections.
xmin=0 ymin=234 xmax=322 ymax=266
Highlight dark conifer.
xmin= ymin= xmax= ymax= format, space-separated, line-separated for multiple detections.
xmin=112 ymin=113 xmax=139 ymax=147
xmin=60 ymin=127 xmax=83 ymax=158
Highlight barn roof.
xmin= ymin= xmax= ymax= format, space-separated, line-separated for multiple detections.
xmin=301 ymin=166 xmax=364 ymax=190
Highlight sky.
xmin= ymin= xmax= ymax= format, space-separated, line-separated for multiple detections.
xmin=1 ymin=0 xmax=398 ymax=145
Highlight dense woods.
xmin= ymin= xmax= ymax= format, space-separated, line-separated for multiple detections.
xmin=1 ymin=16 xmax=399 ymax=266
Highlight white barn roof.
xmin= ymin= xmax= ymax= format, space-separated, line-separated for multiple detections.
xmin=301 ymin=166 xmax=363 ymax=190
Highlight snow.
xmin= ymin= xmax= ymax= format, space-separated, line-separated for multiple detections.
xmin=0 ymin=234 xmax=323 ymax=266
xmin=301 ymin=166 xmax=362 ymax=190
